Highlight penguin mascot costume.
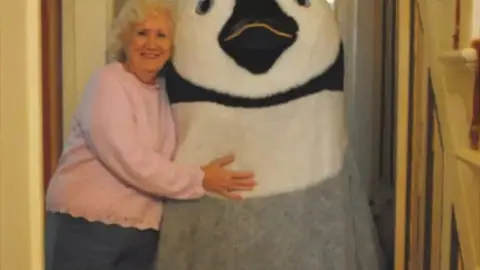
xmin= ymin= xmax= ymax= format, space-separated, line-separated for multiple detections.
xmin=156 ymin=0 xmax=384 ymax=269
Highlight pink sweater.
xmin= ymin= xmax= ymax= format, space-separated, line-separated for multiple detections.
xmin=46 ymin=62 xmax=205 ymax=230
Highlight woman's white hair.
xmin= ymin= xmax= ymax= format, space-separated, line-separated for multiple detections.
xmin=106 ymin=0 xmax=174 ymax=62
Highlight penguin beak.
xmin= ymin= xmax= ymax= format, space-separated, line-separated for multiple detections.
xmin=223 ymin=21 xmax=295 ymax=43
xmin=218 ymin=0 xmax=298 ymax=74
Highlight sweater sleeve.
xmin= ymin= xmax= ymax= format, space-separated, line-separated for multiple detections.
xmin=78 ymin=69 xmax=205 ymax=199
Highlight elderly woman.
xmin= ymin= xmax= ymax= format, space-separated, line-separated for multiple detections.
xmin=45 ymin=0 xmax=256 ymax=269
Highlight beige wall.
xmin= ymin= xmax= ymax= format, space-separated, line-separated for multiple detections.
xmin=61 ymin=0 xmax=114 ymax=139
xmin=473 ymin=0 xmax=480 ymax=39
xmin=114 ymin=0 xmax=127 ymax=16
xmin=0 ymin=0 xmax=44 ymax=269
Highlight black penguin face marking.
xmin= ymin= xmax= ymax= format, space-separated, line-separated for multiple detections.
xmin=218 ymin=0 xmax=299 ymax=75
xmin=296 ymin=0 xmax=311 ymax=7
xmin=195 ymin=0 xmax=213 ymax=15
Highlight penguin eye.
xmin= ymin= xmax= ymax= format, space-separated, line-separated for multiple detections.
xmin=296 ymin=0 xmax=311 ymax=7
xmin=196 ymin=0 xmax=213 ymax=15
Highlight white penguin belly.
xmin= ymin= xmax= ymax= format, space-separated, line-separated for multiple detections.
xmin=171 ymin=91 xmax=348 ymax=198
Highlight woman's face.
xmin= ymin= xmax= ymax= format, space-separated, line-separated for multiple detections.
xmin=125 ymin=10 xmax=173 ymax=75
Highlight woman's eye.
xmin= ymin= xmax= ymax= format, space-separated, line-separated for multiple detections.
xmin=136 ymin=30 xmax=147 ymax=36
xmin=196 ymin=0 xmax=213 ymax=15
xmin=296 ymin=0 xmax=311 ymax=7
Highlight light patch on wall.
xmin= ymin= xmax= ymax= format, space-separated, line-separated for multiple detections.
xmin=61 ymin=0 xmax=111 ymax=140
xmin=472 ymin=0 xmax=480 ymax=39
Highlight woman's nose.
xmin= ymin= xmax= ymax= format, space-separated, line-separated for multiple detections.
xmin=146 ymin=35 xmax=156 ymax=48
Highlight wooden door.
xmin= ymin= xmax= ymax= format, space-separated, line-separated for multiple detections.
xmin=41 ymin=0 xmax=63 ymax=190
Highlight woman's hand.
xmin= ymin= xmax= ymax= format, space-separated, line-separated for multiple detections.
xmin=201 ymin=154 xmax=256 ymax=200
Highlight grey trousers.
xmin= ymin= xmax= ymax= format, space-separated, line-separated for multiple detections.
xmin=46 ymin=212 xmax=159 ymax=270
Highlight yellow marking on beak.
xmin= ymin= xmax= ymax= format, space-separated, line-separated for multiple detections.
xmin=224 ymin=23 xmax=293 ymax=41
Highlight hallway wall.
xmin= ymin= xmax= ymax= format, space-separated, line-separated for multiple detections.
xmin=336 ymin=0 xmax=393 ymax=264
xmin=336 ymin=0 xmax=385 ymax=194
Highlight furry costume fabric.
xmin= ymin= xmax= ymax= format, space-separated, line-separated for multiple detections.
xmin=155 ymin=0 xmax=384 ymax=269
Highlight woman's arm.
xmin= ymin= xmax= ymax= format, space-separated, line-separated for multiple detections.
xmin=78 ymin=69 xmax=205 ymax=199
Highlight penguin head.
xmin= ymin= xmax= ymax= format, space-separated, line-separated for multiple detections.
xmin=171 ymin=0 xmax=341 ymax=98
